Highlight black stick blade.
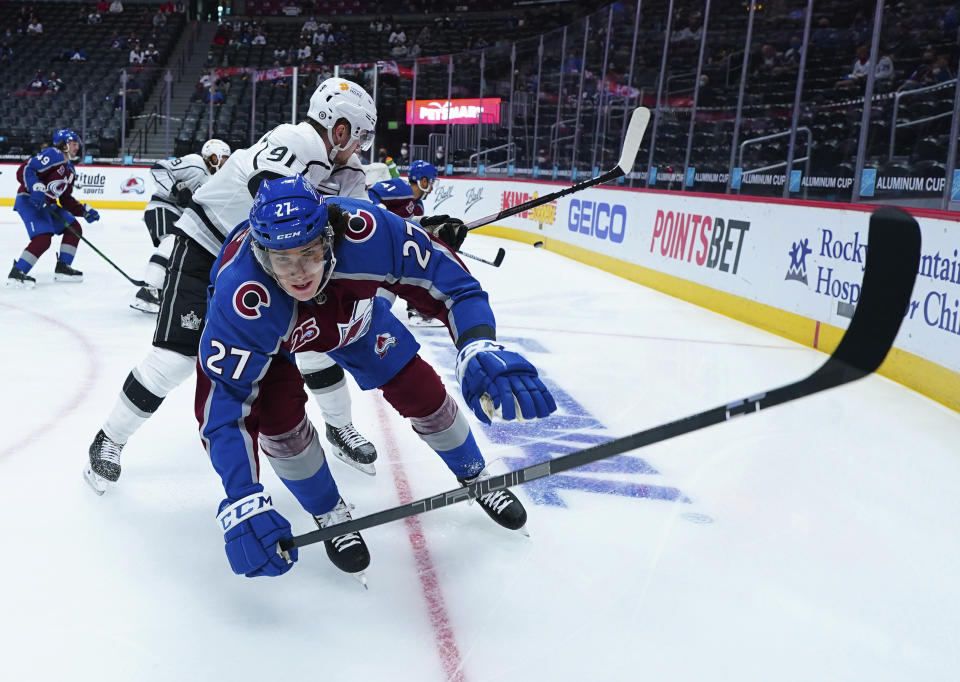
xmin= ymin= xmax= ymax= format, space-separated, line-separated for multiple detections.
xmin=812 ymin=206 xmax=920 ymax=385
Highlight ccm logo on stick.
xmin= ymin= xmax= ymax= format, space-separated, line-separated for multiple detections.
xmin=568 ymin=199 xmax=627 ymax=243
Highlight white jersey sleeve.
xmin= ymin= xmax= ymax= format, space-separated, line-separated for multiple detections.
xmin=313 ymin=155 xmax=368 ymax=199
xmin=175 ymin=122 xmax=339 ymax=256
xmin=147 ymin=154 xmax=211 ymax=210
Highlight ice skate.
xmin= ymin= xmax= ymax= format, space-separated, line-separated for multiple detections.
xmin=84 ymin=429 xmax=124 ymax=495
xmin=459 ymin=469 xmax=529 ymax=535
xmin=325 ymin=423 xmax=377 ymax=476
xmin=130 ymin=286 xmax=161 ymax=314
xmin=6 ymin=262 xmax=36 ymax=289
xmin=314 ymin=498 xmax=370 ymax=587
xmin=406 ymin=306 xmax=443 ymax=327
xmin=54 ymin=259 xmax=83 ymax=282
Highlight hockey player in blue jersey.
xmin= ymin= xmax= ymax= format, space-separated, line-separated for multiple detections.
xmin=368 ymin=160 xmax=468 ymax=325
xmin=6 ymin=129 xmax=100 ymax=287
xmin=198 ymin=175 xmax=555 ymax=581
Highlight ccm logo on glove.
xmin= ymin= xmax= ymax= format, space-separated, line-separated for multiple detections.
xmin=217 ymin=492 xmax=275 ymax=531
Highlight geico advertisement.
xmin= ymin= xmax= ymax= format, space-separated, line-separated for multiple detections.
xmin=425 ymin=177 xmax=960 ymax=375
xmin=0 ymin=162 xmax=155 ymax=204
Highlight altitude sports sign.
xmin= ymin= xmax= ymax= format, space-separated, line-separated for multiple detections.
xmin=405 ymin=98 xmax=501 ymax=125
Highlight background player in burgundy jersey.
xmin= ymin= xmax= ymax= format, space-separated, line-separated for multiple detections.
xmin=6 ymin=129 xmax=100 ymax=288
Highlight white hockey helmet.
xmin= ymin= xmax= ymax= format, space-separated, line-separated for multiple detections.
xmin=201 ymin=138 xmax=231 ymax=172
xmin=307 ymin=77 xmax=377 ymax=155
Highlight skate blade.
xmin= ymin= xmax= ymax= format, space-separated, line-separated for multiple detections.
xmin=129 ymin=301 xmax=160 ymax=314
xmin=351 ymin=571 xmax=368 ymax=589
xmin=330 ymin=447 xmax=377 ymax=476
xmin=53 ymin=274 xmax=83 ymax=283
xmin=5 ymin=280 xmax=36 ymax=289
xmin=407 ymin=317 xmax=444 ymax=327
xmin=82 ymin=465 xmax=110 ymax=495
xmin=516 ymin=525 xmax=530 ymax=538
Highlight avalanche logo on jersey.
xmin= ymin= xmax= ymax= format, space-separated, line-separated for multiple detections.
xmin=374 ymin=332 xmax=397 ymax=358
xmin=233 ymin=281 xmax=271 ymax=319
xmin=45 ymin=174 xmax=73 ymax=198
xmin=121 ymin=176 xmax=146 ymax=194
xmin=288 ymin=318 xmax=320 ymax=352
xmin=344 ymin=209 xmax=377 ymax=243
xmin=336 ymin=298 xmax=374 ymax=348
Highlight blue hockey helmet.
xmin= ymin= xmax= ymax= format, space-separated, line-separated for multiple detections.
xmin=52 ymin=129 xmax=81 ymax=147
xmin=248 ymin=175 xmax=337 ymax=297
xmin=408 ymin=160 xmax=438 ymax=183
xmin=408 ymin=160 xmax=438 ymax=195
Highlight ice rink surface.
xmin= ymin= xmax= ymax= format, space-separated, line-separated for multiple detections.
xmin=1 ymin=208 xmax=958 ymax=681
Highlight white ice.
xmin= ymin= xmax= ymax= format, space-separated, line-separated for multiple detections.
xmin=1 ymin=209 xmax=958 ymax=682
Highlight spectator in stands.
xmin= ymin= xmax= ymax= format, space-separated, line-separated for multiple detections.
xmin=781 ymin=35 xmax=803 ymax=70
xmin=109 ymin=0 xmax=124 ymax=14
xmin=144 ymin=43 xmax=160 ymax=64
xmin=836 ymin=45 xmax=870 ymax=89
xmin=88 ymin=8 xmax=102 ymax=24
xmin=671 ymin=16 xmax=701 ymax=42
xmin=296 ymin=40 xmax=311 ymax=63
xmin=899 ymin=49 xmax=937 ymax=91
xmin=129 ymin=43 xmax=144 ymax=64
xmin=302 ymin=16 xmax=318 ymax=34
xmin=562 ymin=51 xmax=582 ymax=74
xmin=153 ymin=10 xmax=167 ymax=28
xmin=26 ymin=70 xmax=46 ymax=91
xmin=116 ymin=73 xmax=142 ymax=112
xmin=811 ymin=17 xmax=837 ymax=48
xmin=848 ymin=11 xmax=870 ymax=45
xmin=408 ymin=42 xmax=421 ymax=58
xmin=754 ymin=44 xmax=782 ymax=77
xmin=697 ymin=74 xmax=717 ymax=106
xmin=47 ymin=71 xmax=64 ymax=92
xmin=252 ymin=31 xmax=266 ymax=46
xmin=26 ymin=17 xmax=42 ymax=36
xmin=109 ymin=31 xmax=124 ymax=50
xmin=399 ymin=142 xmax=409 ymax=164
xmin=204 ymin=89 xmax=224 ymax=106
xmin=874 ymin=50 xmax=895 ymax=90
xmin=389 ymin=24 xmax=406 ymax=46
xmin=273 ymin=46 xmax=287 ymax=62
xmin=70 ymin=46 xmax=87 ymax=61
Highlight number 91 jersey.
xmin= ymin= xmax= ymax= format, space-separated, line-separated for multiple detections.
xmin=176 ymin=121 xmax=368 ymax=257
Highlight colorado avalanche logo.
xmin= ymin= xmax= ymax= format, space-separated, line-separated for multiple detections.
xmin=233 ymin=281 xmax=271 ymax=319
xmin=374 ymin=332 xmax=397 ymax=358
xmin=121 ymin=176 xmax=145 ymax=194
xmin=344 ymin=209 xmax=377 ymax=243
xmin=45 ymin=177 xmax=71 ymax=198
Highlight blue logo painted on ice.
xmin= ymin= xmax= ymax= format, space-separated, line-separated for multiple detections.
xmin=418 ymin=330 xmax=692 ymax=509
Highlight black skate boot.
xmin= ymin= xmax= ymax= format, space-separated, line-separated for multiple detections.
xmin=130 ymin=286 xmax=161 ymax=314
xmin=325 ymin=423 xmax=378 ymax=475
xmin=6 ymin=261 xmax=36 ymax=289
xmin=83 ymin=429 xmax=125 ymax=495
xmin=54 ymin=259 xmax=83 ymax=282
xmin=314 ymin=498 xmax=370 ymax=587
xmin=458 ymin=470 xmax=528 ymax=533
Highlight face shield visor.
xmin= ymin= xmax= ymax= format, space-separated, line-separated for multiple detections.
xmin=252 ymin=233 xmax=337 ymax=299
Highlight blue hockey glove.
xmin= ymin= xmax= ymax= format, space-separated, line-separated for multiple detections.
xmin=456 ymin=339 xmax=557 ymax=425
xmin=29 ymin=183 xmax=47 ymax=209
xmin=217 ymin=487 xmax=297 ymax=578
xmin=82 ymin=204 xmax=100 ymax=222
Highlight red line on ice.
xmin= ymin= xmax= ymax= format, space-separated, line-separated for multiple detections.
xmin=0 ymin=301 xmax=100 ymax=459
xmin=373 ymin=398 xmax=467 ymax=682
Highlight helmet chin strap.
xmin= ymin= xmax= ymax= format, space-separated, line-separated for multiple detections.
xmin=326 ymin=127 xmax=350 ymax=159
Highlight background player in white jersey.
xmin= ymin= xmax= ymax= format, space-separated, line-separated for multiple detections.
xmin=84 ymin=78 xmax=379 ymax=494
xmin=131 ymin=139 xmax=231 ymax=313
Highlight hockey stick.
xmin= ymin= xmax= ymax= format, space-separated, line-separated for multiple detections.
xmin=56 ymin=219 xmax=149 ymax=288
xmin=464 ymin=106 xmax=650 ymax=232
xmin=458 ymin=247 xmax=506 ymax=267
xmin=279 ymin=207 xmax=921 ymax=553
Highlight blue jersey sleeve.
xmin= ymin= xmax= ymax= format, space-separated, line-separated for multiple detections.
xmin=367 ymin=178 xmax=413 ymax=205
xmin=198 ymin=241 xmax=298 ymax=499
xmin=330 ymin=197 xmax=495 ymax=344
xmin=23 ymin=148 xmax=64 ymax=189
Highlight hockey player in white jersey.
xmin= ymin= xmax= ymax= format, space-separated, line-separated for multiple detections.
xmin=85 ymin=77 xmax=380 ymax=494
xmin=131 ymin=139 xmax=231 ymax=313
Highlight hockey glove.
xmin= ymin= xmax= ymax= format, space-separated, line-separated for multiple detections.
xmin=456 ymin=339 xmax=557 ymax=425
xmin=172 ymin=182 xmax=193 ymax=208
xmin=217 ymin=486 xmax=297 ymax=578
xmin=29 ymin=183 xmax=47 ymax=209
xmin=82 ymin=204 xmax=100 ymax=222
xmin=421 ymin=215 xmax=468 ymax=251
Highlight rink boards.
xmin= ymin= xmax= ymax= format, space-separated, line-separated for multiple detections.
xmin=1 ymin=162 xmax=957 ymax=411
